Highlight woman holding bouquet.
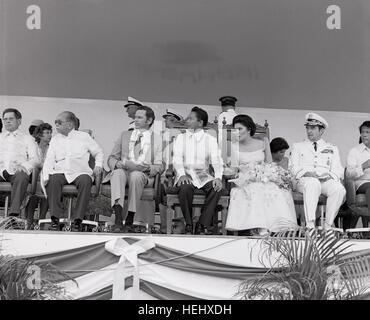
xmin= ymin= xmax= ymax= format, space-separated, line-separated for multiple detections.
xmin=225 ymin=115 xmax=297 ymax=235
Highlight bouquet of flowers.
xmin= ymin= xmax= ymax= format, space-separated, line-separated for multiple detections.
xmin=228 ymin=162 xmax=293 ymax=191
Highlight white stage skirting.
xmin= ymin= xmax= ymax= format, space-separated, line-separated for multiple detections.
xmin=1 ymin=231 xmax=370 ymax=300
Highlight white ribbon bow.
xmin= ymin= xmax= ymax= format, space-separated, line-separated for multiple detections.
xmin=105 ymin=237 xmax=155 ymax=300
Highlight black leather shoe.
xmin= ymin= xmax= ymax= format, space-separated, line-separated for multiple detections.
xmin=50 ymin=218 xmax=60 ymax=231
xmin=112 ymin=224 xmax=124 ymax=233
xmin=123 ymin=224 xmax=136 ymax=233
xmin=71 ymin=220 xmax=82 ymax=232
xmin=238 ymin=229 xmax=253 ymax=236
xmin=185 ymin=224 xmax=193 ymax=235
xmin=194 ymin=223 xmax=213 ymax=235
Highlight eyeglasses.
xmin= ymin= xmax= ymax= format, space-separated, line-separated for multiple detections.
xmin=55 ymin=119 xmax=67 ymax=125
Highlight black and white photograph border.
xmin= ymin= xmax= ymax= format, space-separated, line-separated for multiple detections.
xmin=1 ymin=0 xmax=370 ymax=307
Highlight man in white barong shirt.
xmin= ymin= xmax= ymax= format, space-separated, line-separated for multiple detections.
xmin=346 ymin=121 xmax=370 ymax=227
xmin=42 ymin=111 xmax=104 ymax=231
xmin=173 ymin=106 xmax=224 ymax=235
xmin=0 ymin=108 xmax=39 ymax=218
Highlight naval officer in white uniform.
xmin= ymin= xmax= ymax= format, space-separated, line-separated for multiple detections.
xmin=124 ymin=96 xmax=143 ymax=131
xmin=290 ymin=113 xmax=346 ymax=230
xmin=217 ymin=96 xmax=238 ymax=157
xmin=218 ymin=96 xmax=238 ymax=127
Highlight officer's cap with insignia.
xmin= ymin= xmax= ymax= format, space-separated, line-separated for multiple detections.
xmin=162 ymin=108 xmax=183 ymax=121
xmin=219 ymin=96 xmax=237 ymax=107
xmin=124 ymin=96 xmax=143 ymax=108
xmin=304 ymin=112 xmax=329 ymax=129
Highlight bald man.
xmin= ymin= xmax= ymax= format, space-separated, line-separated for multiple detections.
xmin=42 ymin=111 xmax=104 ymax=231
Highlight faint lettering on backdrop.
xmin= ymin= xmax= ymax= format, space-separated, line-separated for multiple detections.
xmin=24 ymin=4 xmax=341 ymax=32
xmin=326 ymin=5 xmax=341 ymax=30
xmin=26 ymin=5 xmax=41 ymax=30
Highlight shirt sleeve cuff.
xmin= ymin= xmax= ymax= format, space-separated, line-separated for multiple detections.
xmin=296 ymin=169 xmax=307 ymax=179
xmin=215 ymin=170 xmax=223 ymax=180
xmin=328 ymin=172 xmax=339 ymax=181
xmin=175 ymin=168 xmax=186 ymax=177
xmin=21 ymin=162 xmax=33 ymax=174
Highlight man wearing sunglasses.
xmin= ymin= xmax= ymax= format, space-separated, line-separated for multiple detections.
xmin=42 ymin=111 xmax=104 ymax=231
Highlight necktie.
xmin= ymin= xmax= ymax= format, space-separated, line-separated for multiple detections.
xmin=313 ymin=142 xmax=317 ymax=152
xmin=134 ymin=134 xmax=142 ymax=159
xmin=135 ymin=134 xmax=142 ymax=146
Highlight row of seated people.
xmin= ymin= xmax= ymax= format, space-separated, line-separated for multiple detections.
xmin=0 ymin=105 xmax=369 ymax=235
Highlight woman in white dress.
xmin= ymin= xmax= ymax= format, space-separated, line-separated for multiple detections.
xmin=225 ymin=115 xmax=297 ymax=235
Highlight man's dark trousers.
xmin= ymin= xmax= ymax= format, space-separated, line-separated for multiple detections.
xmin=177 ymin=180 xmax=222 ymax=226
xmin=0 ymin=170 xmax=30 ymax=216
xmin=47 ymin=173 xmax=92 ymax=220
xmin=357 ymin=182 xmax=370 ymax=227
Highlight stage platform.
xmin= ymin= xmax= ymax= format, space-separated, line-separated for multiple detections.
xmin=1 ymin=230 xmax=370 ymax=300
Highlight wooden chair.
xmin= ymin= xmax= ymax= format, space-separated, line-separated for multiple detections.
xmin=293 ymin=192 xmax=328 ymax=228
xmin=0 ymin=168 xmax=38 ymax=220
xmin=293 ymin=189 xmax=344 ymax=232
xmin=165 ymin=178 xmax=230 ymax=235
xmin=100 ymin=173 xmax=161 ymax=232
xmin=164 ymin=118 xmax=270 ymax=235
xmin=36 ymin=168 xmax=103 ymax=231
xmin=344 ymin=168 xmax=370 ymax=234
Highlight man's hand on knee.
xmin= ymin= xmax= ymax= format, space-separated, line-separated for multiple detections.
xmin=93 ymin=166 xmax=103 ymax=177
xmin=14 ymin=165 xmax=28 ymax=175
xmin=212 ymin=178 xmax=222 ymax=192
xmin=135 ymin=164 xmax=150 ymax=173
xmin=303 ymin=172 xmax=319 ymax=178
xmin=177 ymin=175 xmax=192 ymax=186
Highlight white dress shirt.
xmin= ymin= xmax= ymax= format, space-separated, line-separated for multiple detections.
xmin=290 ymin=139 xmax=344 ymax=181
xmin=42 ymin=130 xmax=104 ymax=183
xmin=128 ymin=121 xmax=135 ymax=131
xmin=128 ymin=129 xmax=152 ymax=165
xmin=0 ymin=129 xmax=39 ymax=176
xmin=172 ymin=129 xmax=224 ymax=188
xmin=218 ymin=108 xmax=237 ymax=127
xmin=346 ymin=143 xmax=370 ymax=190
xmin=162 ymin=128 xmax=183 ymax=170
xmin=218 ymin=108 xmax=237 ymax=149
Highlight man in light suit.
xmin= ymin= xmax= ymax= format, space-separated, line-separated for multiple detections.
xmin=103 ymin=106 xmax=164 ymax=233
xmin=290 ymin=113 xmax=346 ymax=230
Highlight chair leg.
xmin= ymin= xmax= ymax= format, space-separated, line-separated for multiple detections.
xmin=68 ymin=197 xmax=73 ymax=225
xmin=36 ymin=201 xmax=40 ymax=222
xmin=166 ymin=205 xmax=173 ymax=235
xmin=221 ymin=203 xmax=228 ymax=236
xmin=320 ymin=205 xmax=325 ymax=230
xmin=4 ymin=196 xmax=9 ymax=218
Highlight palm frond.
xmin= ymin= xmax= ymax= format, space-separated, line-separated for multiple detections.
xmin=239 ymin=228 xmax=370 ymax=300
xmin=0 ymin=254 xmax=77 ymax=300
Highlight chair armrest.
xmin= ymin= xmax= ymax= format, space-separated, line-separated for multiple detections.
xmin=92 ymin=170 xmax=103 ymax=197
xmin=222 ymin=175 xmax=232 ymax=192
xmin=31 ymin=167 xmax=40 ymax=194
xmin=153 ymin=173 xmax=161 ymax=209
xmin=344 ymin=174 xmax=356 ymax=206
xmin=165 ymin=166 xmax=175 ymax=187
